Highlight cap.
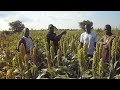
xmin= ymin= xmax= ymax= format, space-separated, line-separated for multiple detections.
xmin=48 ymin=24 xmax=54 ymax=30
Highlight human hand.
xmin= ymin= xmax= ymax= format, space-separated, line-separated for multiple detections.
xmin=102 ymin=42 xmax=107 ymax=45
xmin=62 ymin=31 xmax=67 ymax=35
xmin=103 ymin=44 xmax=108 ymax=49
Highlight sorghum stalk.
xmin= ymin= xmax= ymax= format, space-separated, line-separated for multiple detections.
xmin=50 ymin=46 xmax=54 ymax=61
xmin=83 ymin=42 xmax=88 ymax=69
xmin=98 ymin=58 xmax=104 ymax=79
xmin=33 ymin=46 xmax=37 ymax=65
xmin=115 ymin=74 xmax=120 ymax=79
xmin=46 ymin=51 xmax=52 ymax=72
xmin=99 ymin=43 xmax=103 ymax=60
xmin=20 ymin=43 xmax=26 ymax=58
xmin=77 ymin=48 xmax=85 ymax=77
xmin=92 ymin=51 xmax=97 ymax=78
xmin=57 ymin=49 xmax=61 ymax=67
xmin=96 ymin=43 xmax=99 ymax=60
xmin=24 ymin=54 xmax=29 ymax=70
xmin=30 ymin=47 xmax=33 ymax=58
xmin=63 ymin=41 xmax=66 ymax=57
xmin=6 ymin=69 xmax=13 ymax=79
xmin=17 ymin=52 xmax=24 ymax=72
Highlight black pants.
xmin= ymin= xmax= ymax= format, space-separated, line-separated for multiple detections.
xmin=87 ymin=54 xmax=93 ymax=69
xmin=87 ymin=54 xmax=93 ymax=58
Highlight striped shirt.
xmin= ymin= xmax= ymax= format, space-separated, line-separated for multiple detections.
xmin=23 ymin=36 xmax=34 ymax=52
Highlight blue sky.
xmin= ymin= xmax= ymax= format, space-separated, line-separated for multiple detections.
xmin=0 ymin=11 xmax=120 ymax=30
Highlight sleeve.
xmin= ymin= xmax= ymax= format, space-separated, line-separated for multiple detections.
xmin=94 ymin=34 xmax=97 ymax=42
xmin=80 ymin=34 xmax=84 ymax=43
xmin=17 ymin=38 xmax=27 ymax=53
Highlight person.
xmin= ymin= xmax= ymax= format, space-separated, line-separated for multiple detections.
xmin=80 ymin=24 xmax=97 ymax=58
xmin=46 ymin=24 xmax=67 ymax=55
xmin=99 ymin=24 xmax=115 ymax=62
xmin=17 ymin=28 xmax=34 ymax=60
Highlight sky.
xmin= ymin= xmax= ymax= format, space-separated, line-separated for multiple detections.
xmin=0 ymin=11 xmax=120 ymax=30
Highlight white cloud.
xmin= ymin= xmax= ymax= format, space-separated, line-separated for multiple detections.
xmin=0 ymin=11 xmax=120 ymax=30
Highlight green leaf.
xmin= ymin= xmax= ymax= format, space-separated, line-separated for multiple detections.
xmin=114 ymin=61 xmax=119 ymax=69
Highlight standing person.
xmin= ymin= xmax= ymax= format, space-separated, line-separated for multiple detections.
xmin=17 ymin=28 xmax=34 ymax=60
xmin=46 ymin=24 xmax=67 ymax=55
xmin=80 ymin=24 xmax=97 ymax=58
xmin=99 ymin=24 xmax=115 ymax=62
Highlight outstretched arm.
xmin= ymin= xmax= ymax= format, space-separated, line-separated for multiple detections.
xmin=56 ymin=31 xmax=67 ymax=41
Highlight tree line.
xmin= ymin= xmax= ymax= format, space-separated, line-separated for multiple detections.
xmin=8 ymin=20 xmax=94 ymax=32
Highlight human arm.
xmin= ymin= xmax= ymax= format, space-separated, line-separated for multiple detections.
xmin=56 ymin=31 xmax=67 ymax=41
xmin=17 ymin=39 xmax=22 ymax=52
xmin=16 ymin=38 xmax=27 ymax=53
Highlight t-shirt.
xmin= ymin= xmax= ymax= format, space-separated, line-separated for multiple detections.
xmin=80 ymin=32 xmax=97 ymax=55
xmin=46 ymin=32 xmax=59 ymax=55
xmin=23 ymin=36 xmax=34 ymax=52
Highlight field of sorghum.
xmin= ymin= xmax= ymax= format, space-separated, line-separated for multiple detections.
xmin=0 ymin=29 xmax=120 ymax=79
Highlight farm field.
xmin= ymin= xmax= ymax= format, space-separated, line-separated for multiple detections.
xmin=0 ymin=29 xmax=120 ymax=79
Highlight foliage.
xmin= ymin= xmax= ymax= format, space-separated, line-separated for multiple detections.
xmin=9 ymin=20 xmax=25 ymax=32
xmin=79 ymin=20 xmax=93 ymax=30
xmin=0 ymin=29 xmax=120 ymax=79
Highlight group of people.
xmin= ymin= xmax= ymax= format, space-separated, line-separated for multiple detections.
xmin=80 ymin=24 xmax=115 ymax=62
xmin=17 ymin=24 xmax=115 ymax=64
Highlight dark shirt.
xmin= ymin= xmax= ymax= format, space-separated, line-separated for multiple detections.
xmin=46 ymin=32 xmax=59 ymax=55
xmin=46 ymin=30 xmax=66 ymax=55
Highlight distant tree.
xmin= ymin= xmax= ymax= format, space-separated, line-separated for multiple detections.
xmin=9 ymin=20 xmax=25 ymax=32
xmin=79 ymin=20 xmax=93 ymax=30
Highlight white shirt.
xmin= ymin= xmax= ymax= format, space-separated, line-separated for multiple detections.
xmin=80 ymin=32 xmax=97 ymax=55
xmin=23 ymin=36 xmax=34 ymax=52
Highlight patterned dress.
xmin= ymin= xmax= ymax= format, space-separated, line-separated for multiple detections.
xmin=100 ymin=35 xmax=115 ymax=62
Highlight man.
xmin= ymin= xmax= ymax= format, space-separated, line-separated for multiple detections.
xmin=80 ymin=24 xmax=97 ymax=58
xmin=17 ymin=28 xmax=34 ymax=60
xmin=99 ymin=24 xmax=115 ymax=62
xmin=46 ymin=24 xmax=67 ymax=55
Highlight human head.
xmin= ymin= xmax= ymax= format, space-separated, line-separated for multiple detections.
xmin=104 ymin=24 xmax=112 ymax=35
xmin=85 ymin=24 xmax=92 ymax=33
xmin=48 ymin=24 xmax=55 ymax=33
xmin=24 ymin=28 xmax=30 ymax=37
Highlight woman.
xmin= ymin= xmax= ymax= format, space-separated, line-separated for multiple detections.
xmin=99 ymin=24 xmax=115 ymax=62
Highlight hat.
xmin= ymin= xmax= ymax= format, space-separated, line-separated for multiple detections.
xmin=48 ymin=24 xmax=55 ymax=30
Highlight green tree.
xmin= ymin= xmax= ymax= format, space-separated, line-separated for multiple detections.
xmin=9 ymin=20 xmax=25 ymax=32
xmin=79 ymin=20 xmax=93 ymax=30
